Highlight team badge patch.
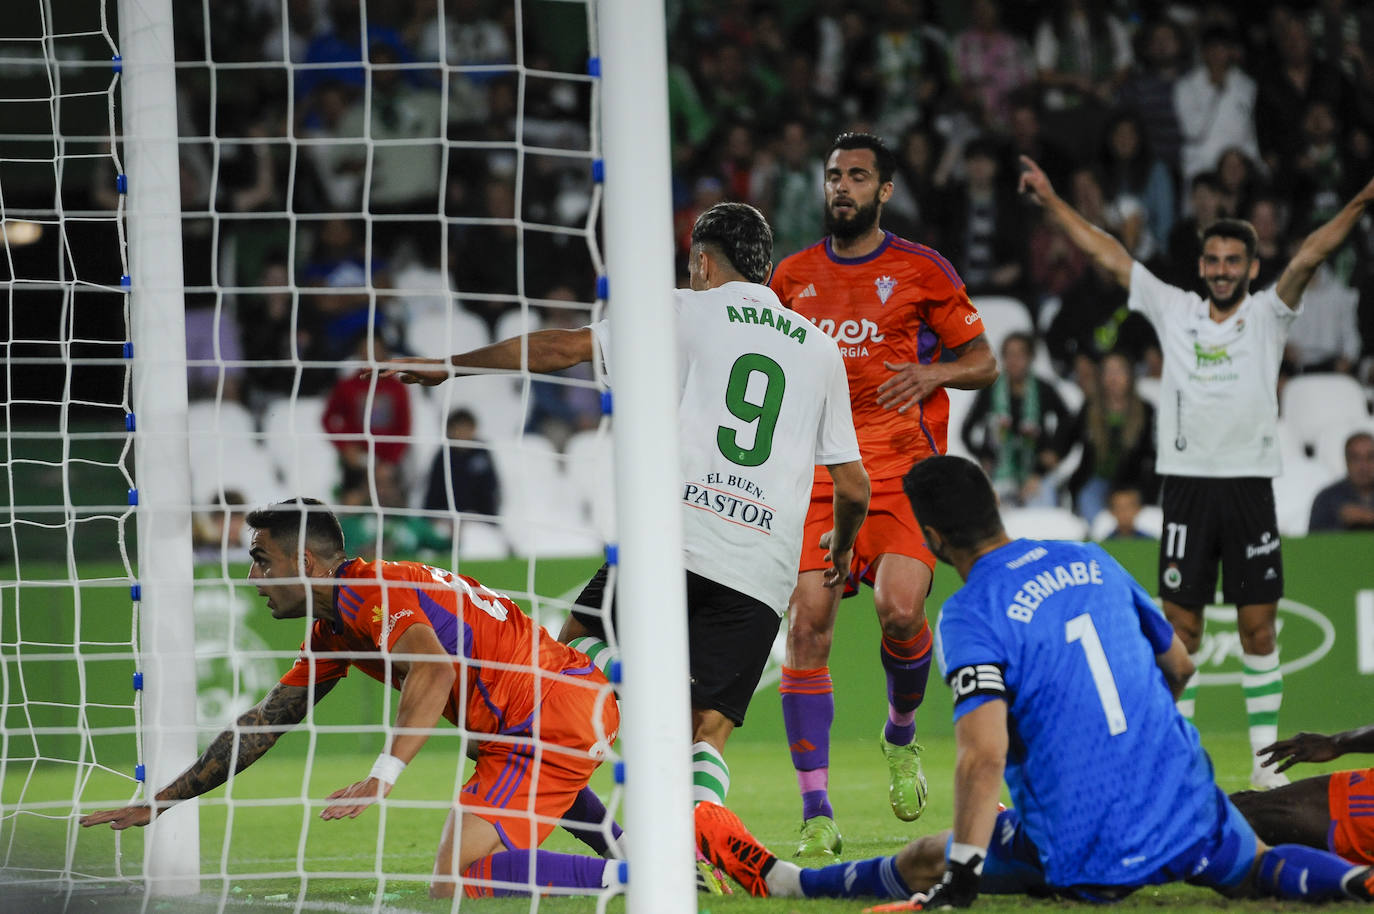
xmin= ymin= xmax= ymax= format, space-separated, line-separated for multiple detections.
xmin=875 ymin=275 xmax=897 ymax=305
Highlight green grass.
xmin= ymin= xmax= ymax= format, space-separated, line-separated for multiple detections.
xmin=2 ymin=731 xmax=1350 ymax=913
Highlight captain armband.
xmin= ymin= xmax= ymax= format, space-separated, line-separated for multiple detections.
xmin=947 ymin=664 xmax=1006 ymax=708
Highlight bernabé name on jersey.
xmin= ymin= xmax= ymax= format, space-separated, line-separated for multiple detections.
xmin=682 ymin=471 xmax=774 ymax=533
xmin=813 ymin=318 xmax=885 ymax=357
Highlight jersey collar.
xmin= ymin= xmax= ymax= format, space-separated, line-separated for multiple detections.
xmin=824 ymin=230 xmax=892 ymax=265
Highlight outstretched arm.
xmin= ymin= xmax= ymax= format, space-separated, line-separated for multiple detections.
xmin=80 ymin=679 xmax=335 ymax=829
xmin=320 ymin=623 xmax=456 ymax=819
xmin=1260 ymin=723 xmax=1374 ymax=773
xmin=374 ymin=328 xmax=595 ymax=386
xmin=1275 ymin=174 xmax=1374 ymax=309
xmin=1018 ymin=155 xmax=1134 ymax=289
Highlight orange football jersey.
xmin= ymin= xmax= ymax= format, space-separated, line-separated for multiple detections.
xmin=771 ymin=232 xmax=985 ymax=479
xmin=279 ymin=558 xmax=598 ymax=737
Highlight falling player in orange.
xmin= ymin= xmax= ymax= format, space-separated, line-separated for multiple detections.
xmin=770 ymin=132 xmax=997 ymax=855
xmin=80 ymin=498 xmax=620 ymax=899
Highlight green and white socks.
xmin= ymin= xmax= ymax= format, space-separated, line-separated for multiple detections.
xmin=692 ymin=741 xmax=730 ymax=807
xmin=567 ymin=636 xmax=617 ymax=674
xmin=1243 ymin=649 xmax=1285 ymax=784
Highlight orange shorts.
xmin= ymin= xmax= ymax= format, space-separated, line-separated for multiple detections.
xmin=460 ymin=672 xmax=619 ymax=851
xmin=1328 ymin=768 xmax=1374 ymax=865
xmin=800 ymin=473 xmax=934 ymax=596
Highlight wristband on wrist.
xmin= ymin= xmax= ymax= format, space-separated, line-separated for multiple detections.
xmin=368 ymin=753 xmax=406 ymax=786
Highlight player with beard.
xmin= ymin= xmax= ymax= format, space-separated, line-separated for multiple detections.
xmin=1020 ymin=155 xmax=1374 ymax=790
xmin=769 ymin=132 xmax=997 ymax=855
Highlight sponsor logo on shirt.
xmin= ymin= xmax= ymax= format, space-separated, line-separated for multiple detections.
xmin=814 ymin=317 xmax=884 ymax=357
xmin=1193 ymin=341 xmax=1232 ymax=369
xmin=875 ymin=275 xmax=898 ymax=305
xmin=1246 ymin=531 xmax=1280 ymax=559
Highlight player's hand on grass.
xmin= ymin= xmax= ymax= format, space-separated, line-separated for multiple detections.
xmin=368 ymin=357 xmax=451 ymax=387
xmin=877 ymin=362 xmax=942 ymax=413
xmin=819 ymin=530 xmax=853 ymax=589
xmin=1259 ymin=731 xmax=1342 ymax=772
xmin=320 ymin=776 xmax=392 ymax=820
xmin=79 ymin=805 xmax=153 ymax=830
xmin=1017 ymin=156 xmax=1054 ymax=206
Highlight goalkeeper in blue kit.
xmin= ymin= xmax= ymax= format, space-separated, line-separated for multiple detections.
xmin=696 ymin=456 xmax=1374 ymax=908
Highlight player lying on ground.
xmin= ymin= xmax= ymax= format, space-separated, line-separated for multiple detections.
xmin=696 ymin=456 xmax=1374 ymax=908
xmin=376 ymin=201 xmax=869 ymax=831
xmin=81 ymin=498 xmax=621 ymax=899
xmin=1229 ymin=725 xmax=1374 ymax=867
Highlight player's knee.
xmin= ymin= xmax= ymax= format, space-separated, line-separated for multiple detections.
xmin=895 ymin=833 xmax=949 ymax=894
xmin=1237 ymin=623 xmax=1277 ymax=655
xmin=786 ymin=623 xmax=833 ymax=665
xmin=876 ymin=601 xmax=925 ymax=640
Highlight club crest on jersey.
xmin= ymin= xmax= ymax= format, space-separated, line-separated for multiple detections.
xmin=875 ymin=275 xmax=898 ymax=305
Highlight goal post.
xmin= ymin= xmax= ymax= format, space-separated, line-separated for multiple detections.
xmin=118 ymin=0 xmax=201 ymax=894
xmin=596 ymin=0 xmax=697 ymax=909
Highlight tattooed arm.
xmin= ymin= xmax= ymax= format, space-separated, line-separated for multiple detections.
xmin=80 ymin=678 xmax=337 ymax=829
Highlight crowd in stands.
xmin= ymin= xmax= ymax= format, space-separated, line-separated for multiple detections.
xmin=161 ymin=0 xmax=1374 ymax=558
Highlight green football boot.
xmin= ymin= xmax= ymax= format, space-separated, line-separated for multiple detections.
xmin=794 ymin=814 xmax=842 ymax=858
xmin=881 ymin=731 xmax=928 ymax=821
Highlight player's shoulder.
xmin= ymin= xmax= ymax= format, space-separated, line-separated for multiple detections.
xmin=774 ymin=237 xmax=830 ymax=276
xmin=883 ymin=234 xmax=964 ymax=287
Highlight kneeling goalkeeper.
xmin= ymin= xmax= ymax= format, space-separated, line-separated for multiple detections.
xmin=81 ymin=497 xmax=620 ymax=899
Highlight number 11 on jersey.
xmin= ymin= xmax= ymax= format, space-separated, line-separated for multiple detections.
xmin=1066 ymin=613 xmax=1128 ymax=735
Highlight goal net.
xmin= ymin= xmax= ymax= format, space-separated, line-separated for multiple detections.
xmin=1 ymin=0 xmax=692 ymax=908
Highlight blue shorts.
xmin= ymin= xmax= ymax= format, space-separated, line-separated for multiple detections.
xmin=975 ymin=788 xmax=1258 ymax=901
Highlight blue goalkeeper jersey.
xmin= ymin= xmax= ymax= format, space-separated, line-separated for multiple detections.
xmin=935 ymin=539 xmax=1220 ymax=888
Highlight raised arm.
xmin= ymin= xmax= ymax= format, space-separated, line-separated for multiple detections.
xmin=321 ymin=623 xmax=456 ymax=819
xmin=1018 ymin=156 xmax=1134 ymax=289
xmin=80 ymin=679 xmax=335 ymax=829
xmin=819 ymin=459 xmax=871 ymax=589
xmin=375 ymin=328 xmax=595 ymax=386
xmin=1275 ymin=173 xmax=1374 ymax=309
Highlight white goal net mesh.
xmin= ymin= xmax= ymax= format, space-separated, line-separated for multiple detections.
xmin=2 ymin=0 xmax=633 ymax=908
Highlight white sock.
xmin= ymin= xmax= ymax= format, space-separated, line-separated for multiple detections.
xmin=600 ymin=858 xmax=625 ymax=887
xmin=691 ymin=741 xmax=730 ymax=806
xmin=765 ymin=859 xmax=803 ymax=897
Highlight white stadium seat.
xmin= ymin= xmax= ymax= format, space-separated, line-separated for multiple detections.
xmin=1089 ymin=504 xmax=1163 ymax=541
xmin=494 ymin=307 xmax=544 ymax=343
xmin=491 ymin=435 xmax=600 ymax=558
xmin=1314 ymin=421 xmax=1374 ymax=480
xmin=564 ymin=428 xmax=616 ymax=542
xmin=1001 ymin=507 xmax=1089 ymax=542
xmin=404 ymin=306 xmax=491 ymax=358
xmin=1273 ymin=456 xmax=1339 ymax=537
xmin=187 ymin=400 xmax=283 ymax=506
xmin=261 ymin=396 xmax=341 ymax=500
xmin=970 ymin=295 xmax=1034 ymax=359
xmin=1280 ymin=373 xmax=1371 ymax=454
xmin=945 ymin=386 xmax=978 ymax=461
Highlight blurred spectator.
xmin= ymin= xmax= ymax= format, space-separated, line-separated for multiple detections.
xmin=882 ymin=124 xmax=948 ymax=245
xmin=525 ymin=288 xmax=602 ymax=449
xmin=1070 ymin=166 xmax=1152 ymax=270
xmin=1175 ymin=26 xmax=1260 ymax=183
xmin=322 ymin=336 xmax=412 ymax=488
xmin=949 ymin=0 xmax=1035 ymax=130
xmin=411 ymin=0 xmax=513 ymax=69
xmin=759 ymin=120 xmax=824 ymax=260
xmin=186 ymin=306 xmax=245 ymax=403
xmin=1116 ymin=18 xmax=1188 ymax=172
xmin=1306 ymin=0 xmax=1374 ymax=90
xmin=789 ymin=0 xmax=860 ymax=105
xmin=1166 ymin=172 xmax=1225 ymax=290
xmin=939 ymin=139 xmax=1025 ymax=297
xmin=1308 ymin=431 xmax=1374 ymax=530
xmin=674 ymin=175 xmax=727 ymax=264
xmin=1033 ymin=0 xmax=1132 ymax=150
xmin=698 ymin=41 xmax=779 ymax=127
xmin=453 ymin=178 xmax=519 ymax=326
xmin=1099 ymin=109 xmax=1176 ymax=258
xmin=714 ymin=122 xmax=768 ymax=206
xmin=423 ymin=407 xmax=500 ymax=518
xmin=1104 ymin=485 xmax=1152 ymax=540
xmin=1067 ymin=351 xmax=1158 ymax=521
xmin=239 ymin=254 xmax=334 ymax=401
xmin=961 ymin=332 xmax=1073 ymax=507
xmin=1007 ymin=92 xmax=1076 ymax=189
xmin=1284 ymin=262 xmax=1362 ymax=373
xmin=192 ymin=490 xmax=251 ymax=563
xmin=1215 ymin=146 xmax=1263 ymax=221
xmin=301 ymin=217 xmax=395 ymax=359
xmin=295 ymin=0 xmax=413 ymax=99
xmin=1248 ymin=194 xmax=1291 ymax=291
xmin=340 ymin=461 xmax=450 ymax=560
xmin=1288 ymin=100 xmax=1359 ymax=281
xmin=1257 ymin=9 xmax=1362 ymax=176
xmin=771 ymin=52 xmax=834 ymax=139
xmin=861 ymin=0 xmax=949 ymax=138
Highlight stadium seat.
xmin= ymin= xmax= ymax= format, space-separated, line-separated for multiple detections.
xmin=970 ymin=295 xmax=1033 ymax=358
xmin=494 ymin=307 xmax=544 ymax=343
xmin=403 ymin=306 xmax=490 ymax=358
xmin=564 ymin=428 xmax=616 ymax=542
xmin=404 ymin=386 xmax=448 ymax=504
xmin=261 ymin=396 xmax=342 ymax=500
xmin=1273 ymin=456 xmax=1339 ymax=536
xmin=428 ymin=374 xmax=530 ymax=443
xmin=1280 ymin=373 xmax=1371 ymax=454
xmin=490 ymin=435 xmax=600 ymax=558
xmin=1001 ymin=507 xmax=1089 ymax=542
xmin=1089 ymin=504 xmax=1163 ymax=541
xmin=458 ymin=519 xmax=509 ymax=560
xmin=1314 ymin=421 xmax=1374 ymax=480
xmin=186 ymin=400 xmax=284 ymax=506
xmin=945 ymin=387 xmax=978 ymax=461
xmin=1135 ymin=376 xmax=1160 ymax=407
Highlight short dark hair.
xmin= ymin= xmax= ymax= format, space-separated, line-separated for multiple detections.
xmin=828 ymin=132 xmax=897 ymax=184
xmin=245 ymin=497 xmax=346 ymax=559
xmin=1347 ymin=431 xmax=1374 ymax=458
xmin=691 ymin=202 xmax=774 ymax=284
xmin=902 ymin=456 xmax=1004 ymax=551
xmin=1190 ymin=170 xmax=1221 ymax=194
xmin=1200 ymin=217 xmax=1258 ymax=260
xmin=446 ymin=407 xmax=477 ymax=427
xmin=1002 ymin=331 xmax=1036 ymax=358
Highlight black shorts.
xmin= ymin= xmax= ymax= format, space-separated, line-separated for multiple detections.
xmin=1157 ymin=475 xmax=1283 ymax=608
xmin=570 ymin=563 xmax=780 ymax=727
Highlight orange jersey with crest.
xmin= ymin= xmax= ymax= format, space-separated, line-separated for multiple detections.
xmin=771 ymin=231 xmax=984 ymax=479
xmin=279 ymin=558 xmax=599 ymax=737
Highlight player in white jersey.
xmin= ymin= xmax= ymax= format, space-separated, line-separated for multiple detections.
xmin=379 ymin=202 xmax=869 ymax=818
xmin=1020 ymin=156 xmax=1374 ymax=789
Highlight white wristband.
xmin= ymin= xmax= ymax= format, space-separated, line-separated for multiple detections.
xmin=368 ymin=753 xmax=406 ymax=786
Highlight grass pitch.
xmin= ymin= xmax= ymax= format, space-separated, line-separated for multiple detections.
xmin=4 ymin=729 xmax=1343 ymax=913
